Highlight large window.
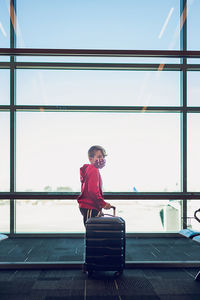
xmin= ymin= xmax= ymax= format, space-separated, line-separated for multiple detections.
xmin=0 ymin=0 xmax=200 ymax=237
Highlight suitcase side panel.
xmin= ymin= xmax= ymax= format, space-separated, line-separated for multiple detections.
xmin=85 ymin=216 xmax=126 ymax=272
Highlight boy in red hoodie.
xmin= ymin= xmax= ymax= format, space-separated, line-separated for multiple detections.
xmin=77 ymin=145 xmax=111 ymax=226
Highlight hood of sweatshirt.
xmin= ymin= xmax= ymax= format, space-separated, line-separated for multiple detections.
xmin=80 ymin=164 xmax=93 ymax=183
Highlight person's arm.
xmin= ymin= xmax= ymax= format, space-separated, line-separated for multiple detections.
xmin=87 ymin=168 xmax=110 ymax=209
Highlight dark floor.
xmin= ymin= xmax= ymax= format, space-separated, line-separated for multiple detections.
xmin=1 ymin=237 xmax=200 ymax=262
xmin=1 ymin=268 xmax=200 ymax=299
xmin=1 ymin=237 xmax=200 ymax=299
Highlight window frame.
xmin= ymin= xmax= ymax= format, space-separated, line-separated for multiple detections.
xmin=0 ymin=0 xmax=200 ymax=242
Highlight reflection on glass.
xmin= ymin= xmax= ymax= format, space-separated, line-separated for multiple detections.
xmin=188 ymin=114 xmax=200 ymax=191
xmin=0 ymin=200 xmax=10 ymax=233
xmin=0 ymin=70 xmax=10 ymax=105
xmin=15 ymin=199 xmax=181 ymax=233
xmin=187 ymin=0 xmax=200 ymax=50
xmin=16 ymin=0 xmax=179 ymax=50
xmin=16 ymin=70 xmax=180 ymax=106
xmin=187 ymin=72 xmax=200 ymax=106
xmin=187 ymin=200 xmax=200 ymax=231
xmin=0 ymin=0 xmax=10 ymax=48
xmin=0 ymin=112 xmax=10 ymax=191
xmin=16 ymin=112 xmax=180 ymax=192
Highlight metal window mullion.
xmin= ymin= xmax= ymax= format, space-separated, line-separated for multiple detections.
xmin=10 ymin=0 xmax=16 ymax=236
xmin=10 ymin=70 xmax=15 ymax=236
xmin=180 ymin=0 xmax=187 ymax=229
xmin=182 ymin=110 xmax=187 ymax=229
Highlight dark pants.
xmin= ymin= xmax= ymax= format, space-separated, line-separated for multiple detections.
xmin=80 ymin=208 xmax=99 ymax=226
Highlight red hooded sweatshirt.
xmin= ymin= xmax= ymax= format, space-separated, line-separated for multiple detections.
xmin=77 ymin=163 xmax=107 ymax=211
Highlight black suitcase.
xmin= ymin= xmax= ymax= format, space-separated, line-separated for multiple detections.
xmin=84 ymin=206 xmax=125 ymax=277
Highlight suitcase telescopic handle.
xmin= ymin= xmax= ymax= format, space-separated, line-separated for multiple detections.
xmin=110 ymin=205 xmax=116 ymax=216
xmin=102 ymin=205 xmax=116 ymax=217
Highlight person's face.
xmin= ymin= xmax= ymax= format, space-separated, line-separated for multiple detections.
xmin=89 ymin=150 xmax=104 ymax=165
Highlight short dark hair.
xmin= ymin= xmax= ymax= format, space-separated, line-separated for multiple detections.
xmin=88 ymin=145 xmax=107 ymax=158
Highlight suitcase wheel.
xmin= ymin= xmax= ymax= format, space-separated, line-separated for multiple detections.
xmin=87 ymin=270 xmax=94 ymax=278
xmin=114 ymin=270 xmax=123 ymax=278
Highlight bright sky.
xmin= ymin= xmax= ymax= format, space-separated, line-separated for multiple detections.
xmin=0 ymin=0 xmax=199 ymax=49
xmin=15 ymin=0 xmax=180 ymax=50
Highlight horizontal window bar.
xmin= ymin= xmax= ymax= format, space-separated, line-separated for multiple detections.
xmin=15 ymin=62 xmax=182 ymax=71
xmin=0 ymin=106 xmax=184 ymax=112
xmin=1 ymin=62 xmax=200 ymax=71
xmin=0 ymin=106 xmax=10 ymax=111
xmin=187 ymin=65 xmax=200 ymax=71
xmin=187 ymin=107 xmax=200 ymax=112
xmin=1 ymin=192 xmax=200 ymax=200
xmin=1 ymin=49 xmax=200 ymax=58
xmin=1 ymin=106 xmax=200 ymax=112
xmin=0 ymin=62 xmax=10 ymax=69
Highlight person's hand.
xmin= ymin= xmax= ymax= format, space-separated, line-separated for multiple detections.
xmin=104 ymin=202 xmax=111 ymax=210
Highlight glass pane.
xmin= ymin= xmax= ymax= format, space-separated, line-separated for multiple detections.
xmin=187 ymin=0 xmax=200 ymax=50
xmin=16 ymin=70 xmax=180 ymax=106
xmin=16 ymin=200 xmax=84 ymax=233
xmin=0 ymin=56 xmax=9 ymax=62
xmin=16 ymin=0 xmax=179 ymax=50
xmin=188 ymin=58 xmax=200 ymax=64
xmin=187 ymin=72 xmax=200 ymax=106
xmin=0 ymin=0 xmax=10 ymax=48
xmin=0 ymin=200 xmax=10 ymax=233
xmin=0 ymin=70 xmax=10 ymax=105
xmin=16 ymin=112 xmax=180 ymax=192
xmin=15 ymin=199 xmax=181 ymax=233
xmin=187 ymin=200 xmax=200 ymax=231
xmin=188 ymin=114 xmax=200 ymax=191
xmin=0 ymin=112 xmax=10 ymax=191
xmin=114 ymin=200 xmax=182 ymax=233
xmin=16 ymin=56 xmax=180 ymax=64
